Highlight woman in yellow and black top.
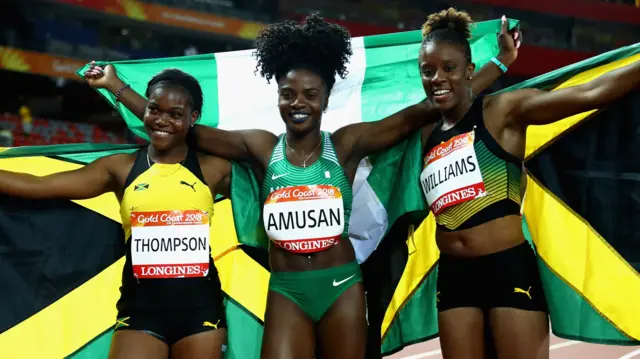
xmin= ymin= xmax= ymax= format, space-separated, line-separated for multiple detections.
xmin=417 ymin=8 xmax=640 ymax=359
xmin=0 ymin=69 xmax=231 ymax=359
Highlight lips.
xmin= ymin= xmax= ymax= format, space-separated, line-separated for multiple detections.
xmin=151 ymin=129 xmax=172 ymax=137
xmin=289 ymin=112 xmax=310 ymax=124
xmin=432 ymin=89 xmax=452 ymax=103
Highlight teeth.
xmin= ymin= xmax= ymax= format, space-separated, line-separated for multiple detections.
xmin=154 ymin=130 xmax=170 ymax=136
xmin=434 ymin=90 xmax=451 ymax=95
xmin=292 ymin=113 xmax=309 ymax=119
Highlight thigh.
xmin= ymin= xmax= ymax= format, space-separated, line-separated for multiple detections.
xmin=171 ymin=329 xmax=227 ymax=359
xmin=316 ymin=282 xmax=367 ymax=359
xmin=489 ymin=308 xmax=549 ymax=359
xmin=260 ymin=290 xmax=315 ymax=359
xmin=438 ymin=308 xmax=485 ymax=359
xmin=108 ymin=330 xmax=169 ymax=359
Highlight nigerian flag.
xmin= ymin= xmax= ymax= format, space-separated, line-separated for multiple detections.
xmin=0 ymin=16 xmax=639 ymax=359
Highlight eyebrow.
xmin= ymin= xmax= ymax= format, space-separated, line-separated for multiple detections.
xmin=147 ymin=102 xmax=185 ymax=111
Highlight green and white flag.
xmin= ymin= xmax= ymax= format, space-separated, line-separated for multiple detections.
xmin=80 ymin=18 xmax=518 ymax=263
xmin=1 ymin=18 xmax=638 ymax=359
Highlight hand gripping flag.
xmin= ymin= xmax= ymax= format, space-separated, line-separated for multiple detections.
xmin=0 ymin=18 xmax=639 ymax=359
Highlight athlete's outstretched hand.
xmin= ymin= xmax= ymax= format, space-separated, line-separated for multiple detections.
xmin=497 ymin=15 xmax=522 ymax=66
xmin=83 ymin=61 xmax=120 ymax=90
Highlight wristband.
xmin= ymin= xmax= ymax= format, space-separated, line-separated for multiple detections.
xmin=114 ymin=84 xmax=131 ymax=108
xmin=490 ymin=57 xmax=508 ymax=73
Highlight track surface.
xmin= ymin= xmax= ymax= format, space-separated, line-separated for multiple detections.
xmin=386 ymin=332 xmax=640 ymax=359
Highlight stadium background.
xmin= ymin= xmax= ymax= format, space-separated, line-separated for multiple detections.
xmin=0 ymin=0 xmax=639 ymax=358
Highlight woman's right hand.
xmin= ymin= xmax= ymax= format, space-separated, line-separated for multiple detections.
xmin=83 ymin=61 xmax=122 ymax=92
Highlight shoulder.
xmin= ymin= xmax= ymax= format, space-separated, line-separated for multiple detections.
xmin=485 ymin=89 xmax=545 ymax=111
xmin=243 ymin=129 xmax=279 ymax=147
xmin=197 ymin=153 xmax=232 ymax=182
xmin=98 ymin=151 xmax=138 ymax=171
xmin=484 ymin=89 xmax=546 ymax=126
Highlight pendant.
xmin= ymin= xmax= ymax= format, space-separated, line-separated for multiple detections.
xmin=307 ymin=255 xmax=311 ymax=263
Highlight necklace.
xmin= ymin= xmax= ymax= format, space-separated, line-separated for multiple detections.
xmin=285 ymin=136 xmax=322 ymax=168
xmin=146 ymin=148 xmax=187 ymax=176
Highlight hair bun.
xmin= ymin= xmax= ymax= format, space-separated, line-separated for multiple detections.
xmin=422 ymin=8 xmax=472 ymax=39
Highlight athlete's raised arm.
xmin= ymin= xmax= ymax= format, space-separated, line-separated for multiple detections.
xmin=497 ymin=57 xmax=639 ymax=127
xmin=84 ymin=64 xmax=277 ymax=166
xmin=0 ymin=154 xmax=124 ymax=200
xmin=332 ymin=16 xmax=521 ymax=166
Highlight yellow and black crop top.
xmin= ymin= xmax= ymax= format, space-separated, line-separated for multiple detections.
xmin=117 ymin=146 xmax=218 ymax=311
xmin=120 ymin=147 xmax=214 ymax=239
xmin=421 ymin=96 xmax=522 ymax=231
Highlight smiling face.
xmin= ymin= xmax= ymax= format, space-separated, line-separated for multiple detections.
xmin=277 ymin=68 xmax=328 ymax=135
xmin=143 ymin=85 xmax=197 ymax=151
xmin=419 ymin=40 xmax=475 ymax=112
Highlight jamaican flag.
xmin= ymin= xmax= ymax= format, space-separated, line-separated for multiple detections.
xmin=0 ymin=18 xmax=522 ymax=358
xmin=0 ymin=23 xmax=638 ymax=359
xmin=369 ymin=44 xmax=640 ymax=355
xmin=0 ymin=144 xmax=269 ymax=359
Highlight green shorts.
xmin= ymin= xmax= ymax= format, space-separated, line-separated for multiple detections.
xmin=269 ymin=261 xmax=362 ymax=322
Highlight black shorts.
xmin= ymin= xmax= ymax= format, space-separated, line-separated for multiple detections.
xmin=114 ymin=304 xmax=227 ymax=345
xmin=437 ymin=241 xmax=548 ymax=312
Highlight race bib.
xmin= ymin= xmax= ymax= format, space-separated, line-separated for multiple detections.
xmin=263 ymin=185 xmax=344 ymax=254
xmin=420 ymin=131 xmax=487 ymax=215
xmin=130 ymin=209 xmax=210 ymax=279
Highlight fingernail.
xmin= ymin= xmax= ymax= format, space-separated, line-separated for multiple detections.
xmin=515 ymin=32 xmax=519 ymax=40
xmin=502 ymin=15 xmax=506 ymax=22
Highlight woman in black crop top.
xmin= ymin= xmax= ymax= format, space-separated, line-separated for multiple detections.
xmin=416 ymin=8 xmax=640 ymax=359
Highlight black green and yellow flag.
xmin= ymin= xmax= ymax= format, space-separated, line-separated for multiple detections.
xmin=0 ymin=144 xmax=269 ymax=359
xmin=369 ymin=43 xmax=640 ymax=355
xmin=0 ymin=21 xmax=638 ymax=358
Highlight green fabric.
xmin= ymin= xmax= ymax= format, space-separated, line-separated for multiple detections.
xmin=0 ymin=143 xmax=141 ymax=164
xmin=269 ymin=261 xmax=362 ymax=322
xmin=360 ymin=19 xmax=519 ymax=122
xmin=75 ymin=54 xmax=220 ymax=141
xmin=66 ymin=329 xmax=113 ymax=359
xmin=224 ymin=298 xmax=264 ymax=359
xmin=380 ymin=268 xmax=439 ymax=356
xmin=499 ymin=42 xmax=640 ymax=93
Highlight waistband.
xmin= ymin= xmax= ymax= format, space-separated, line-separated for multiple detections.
xmin=270 ymin=261 xmax=361 ymax=280
xmin=440 ymin=241 xmax=534 ymax=264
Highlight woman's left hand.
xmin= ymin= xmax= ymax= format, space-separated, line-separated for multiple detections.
xmin=497 ymin=15 xmax=523 ymax=66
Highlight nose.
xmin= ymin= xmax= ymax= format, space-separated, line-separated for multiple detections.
xmin=290 ymin=95 xmax=305 ymax=110
xmin=155 ymin=115 xmax=169 ymax=126
xmin=430 ymin=69 xmax=446 ymax=86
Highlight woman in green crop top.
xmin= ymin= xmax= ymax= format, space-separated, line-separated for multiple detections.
xmin=83 ymin=13 xmax=520 ymax=359
xmin=416 ymin=8 xmax=640 ymax=359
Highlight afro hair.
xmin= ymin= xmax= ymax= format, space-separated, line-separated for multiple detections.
xmin=253 ymin=13 xmax=352 ymax=93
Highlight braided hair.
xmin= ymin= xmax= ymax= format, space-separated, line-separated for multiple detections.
xmin=421 ymin=8 xmax=473 ymax=64
xmin=253 ymin=13 xmax=353 ymax=94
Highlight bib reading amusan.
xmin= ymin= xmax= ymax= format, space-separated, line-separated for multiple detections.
xmin=131 ymin=209 xmax=210 ymax=279
xmin=264 ymin=185 xmax=344 ymax=254
xmin=421 ymin=131 xmax=487 ymax=215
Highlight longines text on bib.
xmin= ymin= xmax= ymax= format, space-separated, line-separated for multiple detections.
xmin=420 ymin=131 xmax=487 ymax=215
xmin=263 ymin=185 xmax=344 ymax=254
xmin=131 ymin=209 xmax=210 ymax=279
